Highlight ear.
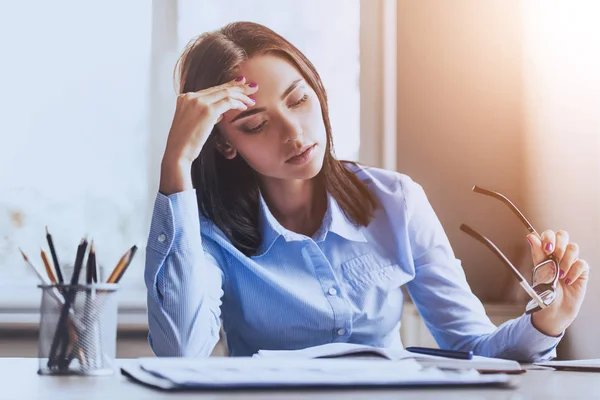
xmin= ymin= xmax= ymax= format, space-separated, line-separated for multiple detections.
xmin=215 ymin=135 xmax=238 ymax=159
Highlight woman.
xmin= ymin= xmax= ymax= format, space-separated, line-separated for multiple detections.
xmin=145 ymin=21 xmax=589 ymax=360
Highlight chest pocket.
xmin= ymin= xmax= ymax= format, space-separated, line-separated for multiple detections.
xmin=340 ymin=252 xmax=404 ymax=292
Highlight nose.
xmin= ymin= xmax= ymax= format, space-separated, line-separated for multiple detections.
xmin=280 ymin=114 xmax=303 ymax=143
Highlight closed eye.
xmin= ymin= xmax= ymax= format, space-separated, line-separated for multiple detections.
xmin=290 ymin=94 xmax=308 ymax=108
xmin=243 ymin=120 xmax=267 ymax=134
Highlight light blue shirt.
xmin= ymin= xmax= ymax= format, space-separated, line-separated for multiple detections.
xmin=145 ymin=165 xmax=561 ymax=361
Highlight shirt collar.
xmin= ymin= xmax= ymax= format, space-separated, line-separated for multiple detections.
xmin=255 ymin=191 xmax=367 ymax=257
xmin=325 ymin=193 xmax=368 ymax=243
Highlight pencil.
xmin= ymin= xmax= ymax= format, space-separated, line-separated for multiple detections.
xmin=91 ymin=243 xmax=97 ymax=283
xmin=114 ymin=245 xmax=137 ymax=283
xmin=19 ymin=248 xmax=65 ymax=307
xmin=40 ymin=249 xmax=58 ymax=284
xmin=46 ymin=227 xmax=64 ymax=284
xmin=106 ymin=248 xmax=133 ymax=283
xmin=51 ymin=237 xmax=88 ymax=368
xmin=19 ymin=248 xmax=50 ymax=285
xmin=85 ymin=241 xmax=95 ymax=285
xmin=70 ymin=237 xmax=88 ymax=285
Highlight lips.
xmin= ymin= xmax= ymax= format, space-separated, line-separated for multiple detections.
xmin=286 ymin=144 xmax=316 ymax=162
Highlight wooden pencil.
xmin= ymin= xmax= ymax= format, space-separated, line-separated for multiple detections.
xmin=40 ymin=249 xmax=58 ymax=284
xmin=19 ymin=248 xmax=51 ymax=285
xmin=105 ymin=247 xmax=133 ymax=284
xmin=19 ymin=248 xmax=65 ymax=307
xmin=114 ymin=245 xmax=137 ymax=283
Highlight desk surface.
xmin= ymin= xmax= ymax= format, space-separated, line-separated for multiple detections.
xmin=0 ymin=358 xmax=596 ymax=399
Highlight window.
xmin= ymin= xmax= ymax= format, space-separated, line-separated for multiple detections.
xmin=0 ymin=1 xmax=376 ymax=321
xmin=0 ymin=1 xmax=152 ymax=310
xmin=177 ymin=0 xmax=361 ymax=160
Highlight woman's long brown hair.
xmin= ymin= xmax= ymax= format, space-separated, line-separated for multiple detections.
xmin=175 ymin=22 xmax=378 ymax=256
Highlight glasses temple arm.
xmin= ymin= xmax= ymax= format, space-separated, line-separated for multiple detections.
xmin=459 ymin=224 xmax=526 ymax=280
xmin=472 ymin=185 xmax=537 ymax=235
xmin=459 ymin=224 xmax=545 ymax=307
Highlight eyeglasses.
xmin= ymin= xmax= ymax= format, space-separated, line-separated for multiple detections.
xmin=460 ymin=185 xmax=559 ymax=314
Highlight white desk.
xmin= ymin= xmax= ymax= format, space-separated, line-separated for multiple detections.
xmin=0 ymin=358 xmax=595 ymax=399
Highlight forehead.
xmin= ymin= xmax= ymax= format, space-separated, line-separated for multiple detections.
xmin=237 ymin=54 xmax=303 ymax=97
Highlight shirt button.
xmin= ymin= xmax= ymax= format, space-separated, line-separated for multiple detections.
xmin=337 ymin=328 xmax=346 ymax=336
xmin=157 ymin=233 xmax=166 ymax=243
xmin=328 ymin=287 xmax=338 ymax=296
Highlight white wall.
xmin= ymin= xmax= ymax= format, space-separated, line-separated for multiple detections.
xmin=395 ymin=1 xmax=527 ymax=303
xmin=395 ymin=0 xmax=600 ymax=358
xmin=522 ymin=1 xmax=600 ymax=359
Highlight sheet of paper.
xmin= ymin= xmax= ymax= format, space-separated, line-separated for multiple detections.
xmin=128 ymin=357 xmax=512 ymax=389
xmin=536 ymin=359 xmax=600 ymax=368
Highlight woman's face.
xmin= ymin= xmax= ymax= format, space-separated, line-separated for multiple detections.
xmin=217 ymin=54 xmax=327 ymax=181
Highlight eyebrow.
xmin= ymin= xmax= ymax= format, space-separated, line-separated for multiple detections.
xmin=230 ymin=78 xmax=304 ymax=123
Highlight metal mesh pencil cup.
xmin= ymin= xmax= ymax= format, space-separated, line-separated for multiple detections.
xmin=37 ymin=283 xmax=119 ymax=376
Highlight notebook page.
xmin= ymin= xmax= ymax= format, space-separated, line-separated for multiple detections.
xmin=254 ymin=342 xmax=410 ymax=360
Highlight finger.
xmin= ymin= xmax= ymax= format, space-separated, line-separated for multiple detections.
xmin=200 ymin=76 xmax=247 ymax=95
xmin=226 ymin=91 xmax=257 ymax=107
xmin=564 ymin=258 xmax=588 ymax=285
xmin=527 ymin=233 xmax=546 ymax=266
xmin=214 ymin=97 xmax=248 ymax=122
xmin=203 ymin=83 xmax=259 ymax=105
xmin=553 ymin=230 xmax=570 ymax=261
xmin=559 ymin=242 xmax=580 ymax=278
xmin=540 ymin=230 xmax=556 ymax=255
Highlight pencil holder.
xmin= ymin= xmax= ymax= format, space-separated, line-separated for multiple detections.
xmin=37 ymin=283 xmax=119 ymax=376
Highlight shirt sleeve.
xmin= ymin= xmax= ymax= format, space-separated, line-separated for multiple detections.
xmin=402 ymin=178 xmax=562 ymax=362
xmin=144 ymin=189 xmax=224 ymax=357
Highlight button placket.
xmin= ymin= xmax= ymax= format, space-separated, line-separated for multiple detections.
xmin=305 ymin=241 xmax=351 ymax=341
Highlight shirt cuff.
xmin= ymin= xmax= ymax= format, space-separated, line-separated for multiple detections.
xmin=513 ymin=313 xmax=563 ymax=362
xmin=147 ymin=189 xmax=200 ymax=255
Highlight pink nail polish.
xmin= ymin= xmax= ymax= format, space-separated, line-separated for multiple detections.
xmin=235 ymin=76 xmax=244 ymax=82
xmin=249 ymin=82 xmax=258 ymax=88
xmin=559 ymin=269 xmax=565 ymax=278
xmin=565 ymin=278 xmax=571 ymax=285
xmin=545 ymin=243 xmax=553 ymax=252
xmin=527 ymin=237 xmax=533 ymax=246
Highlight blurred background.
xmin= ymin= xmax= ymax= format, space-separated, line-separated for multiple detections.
xmin=0 ymin=0 xmax=598 ymax=360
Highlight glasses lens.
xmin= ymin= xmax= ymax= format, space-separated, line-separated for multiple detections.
xmin=532 ymin=259 xmax=559 ymax=294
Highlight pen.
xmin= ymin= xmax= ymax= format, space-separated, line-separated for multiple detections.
xmin=405 ymin=346 xmax=473 ymax=360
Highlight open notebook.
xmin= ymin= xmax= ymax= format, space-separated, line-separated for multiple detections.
xmin=253 ymin=343 xmax=524 ymax=374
